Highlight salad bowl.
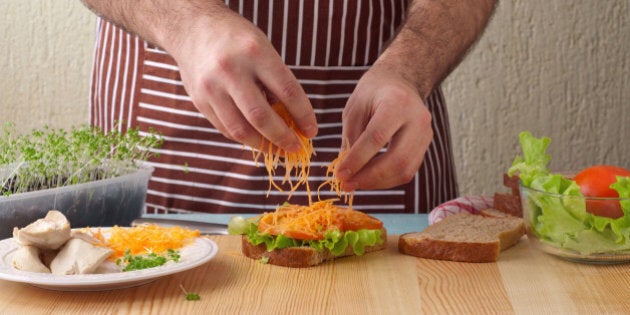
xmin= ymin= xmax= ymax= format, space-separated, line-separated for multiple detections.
xmin=510 ymin=131 xmax=630 ymax=264
xmin=520 ymin=184 xmax=630 ymax=264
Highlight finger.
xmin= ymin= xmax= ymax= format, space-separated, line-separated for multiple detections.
xmin=345 ymin=124 xmax=432 ymax=190
xmin=339 ymin=95 xmax=369 ymax=153
xmin=193 ymin=92 xmax=229 ymax=137
xmin=256 ymin=61 xmax=318 ymax=138
xmin=335 ymin=107 xmax=400 ymax=183
xmin=228 ymin=79 xmax=303 ymax=152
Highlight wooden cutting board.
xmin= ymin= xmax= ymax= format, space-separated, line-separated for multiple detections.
xmin=0 ymin=235 xmax=629 ymax=314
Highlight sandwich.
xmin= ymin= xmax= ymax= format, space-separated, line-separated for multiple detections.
xmin=228 ymin=199 xmax=387 ymax=267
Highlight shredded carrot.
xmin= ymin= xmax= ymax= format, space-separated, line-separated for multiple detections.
xmin=93 ymin=225 xmax=200 ymax=259
xmin=253 ymin=102 xmax=315 ymax=202
xmin=257 ymin=199 xmax=382 ymax=240
xmin=257 ymin=199 xmax=343 ymax=240
xmin=252 ymin=102 xmax=356 ymax=212
xmin=318 ymin=148 xmax=355 ymax=209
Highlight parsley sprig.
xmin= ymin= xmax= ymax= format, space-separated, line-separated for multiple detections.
xmin=117 ymin=249 xmax=180 ymax=272
xmin=180 ymin=285 xmax=201 ymax=301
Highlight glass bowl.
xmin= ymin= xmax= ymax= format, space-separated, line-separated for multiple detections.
xmin=520 ymin=184 xmax=630 ymax=264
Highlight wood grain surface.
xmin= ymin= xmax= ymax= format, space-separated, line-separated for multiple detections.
xmin=1 ymin=235 xmax=629 ymax=314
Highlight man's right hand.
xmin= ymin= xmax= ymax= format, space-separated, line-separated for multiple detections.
xmin=165 ymin=7 xmax=317 ymax=152
xmin=80 ymin=0 xmax=317 ymax=151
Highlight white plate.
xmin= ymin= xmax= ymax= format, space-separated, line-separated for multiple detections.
xmin=0 ymin=229 xmax=218 ymax=291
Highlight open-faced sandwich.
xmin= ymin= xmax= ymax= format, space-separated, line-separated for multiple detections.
xmin=229 ymin=199 xmax=386 ymax=267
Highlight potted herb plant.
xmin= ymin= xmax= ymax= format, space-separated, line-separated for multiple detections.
xmin=0 ymin=123 xmax=162 ymax=238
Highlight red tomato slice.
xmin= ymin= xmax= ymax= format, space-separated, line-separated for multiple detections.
xmin=574 ymin=165 xmax=630 ymax=219
xmin=337 ymin=209 xmax=383 ymax=232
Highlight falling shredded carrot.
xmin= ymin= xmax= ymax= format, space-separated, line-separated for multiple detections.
xmin=318 ymin=148 xmax=355 ymax=209
xmin=253 ymin=102 xmax=356 ymax=211
xmin=253 ymin=102 xmax=315 ymax=201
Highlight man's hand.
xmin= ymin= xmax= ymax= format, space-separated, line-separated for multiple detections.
xmin=80 ymin=0 xmax=317 ymax=152
xmin=334 ymin=0 xmax=496 ymax=191
xmin=168 ymin=11 xmax=317 ymax=151
xmin=334 ymin=67 xmax=433 ymax=191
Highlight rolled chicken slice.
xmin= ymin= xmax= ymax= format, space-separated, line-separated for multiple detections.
xmin=50 ymin=238 xmax=113 ymax=275
xmin=11 ymin=246 xmax=51 ymax=273
xmin=13 ymin=210 xmax=71 ymax=250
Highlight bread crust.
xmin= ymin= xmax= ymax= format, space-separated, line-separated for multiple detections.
xmin=241 ymin=229 xmax=387 ymax=268
xmin=493 ymin=174 xmax=523 ymax=217
xmin=398 ymin=237 xmax=499 ymax=263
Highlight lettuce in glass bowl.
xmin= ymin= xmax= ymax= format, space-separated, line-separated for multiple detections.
xmin=509 ymin=131 xmax=630 ymax=263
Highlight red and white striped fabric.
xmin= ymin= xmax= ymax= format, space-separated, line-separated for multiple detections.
xmin=428 ymin=196 xmax=494 ymax=225
xmin=89 ymin=0 xmax=458 ymax=214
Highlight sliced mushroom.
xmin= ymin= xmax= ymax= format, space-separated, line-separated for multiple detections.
xmin=13 ymin=210 xmax=71 ymax=250
xmin=11 ymin=246 xmax=51 ymax=273
xmin=50 ymin=238 xmax=113 ymax=275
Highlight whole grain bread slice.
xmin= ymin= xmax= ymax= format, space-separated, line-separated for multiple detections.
xmin=241 ymin=229 xmax=387 ymax=268
xmin=398 ymin=212 xmax=524 ymax=263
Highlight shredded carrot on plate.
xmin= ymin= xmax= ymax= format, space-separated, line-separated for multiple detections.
xmin=92 ymin=225 xmax=200 ymax=259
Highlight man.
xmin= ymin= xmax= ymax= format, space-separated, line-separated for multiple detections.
xmin=80 ymin=0 xmax=496 ymax=214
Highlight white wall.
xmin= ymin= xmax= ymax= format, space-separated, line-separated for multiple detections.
xmin=1 ymin=1 xmax=93 ymax=132
xmin=443 ymin=0 xmax=629 ymax=196
xmin=2 ymin=0 xmax=629 ymax=198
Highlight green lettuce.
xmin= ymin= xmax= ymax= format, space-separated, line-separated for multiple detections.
xmin=509 ymin=131 xmax=630 ymax=255
xmin=228 ymin=216 xmax=383 ymax=256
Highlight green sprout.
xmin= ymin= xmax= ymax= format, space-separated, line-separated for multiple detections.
xmin=0 ymin=123 xmax=163 ymax=196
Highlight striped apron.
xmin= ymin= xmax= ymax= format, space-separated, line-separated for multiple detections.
xmin=89 ymin=0 xmax=458 ymax=214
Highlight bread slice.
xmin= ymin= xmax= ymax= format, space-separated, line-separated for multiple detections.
xmin=241 ymin=229 xmax=387 ymax=268
xmin=398 ymin=212 xmax=524 ymax=263
xmin=493 ymin=174 xmax=523 ymax=217
xmin=479 ymin=208 xmax=514 ymax=218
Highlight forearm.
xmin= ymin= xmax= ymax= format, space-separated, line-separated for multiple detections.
xmin=80 ymin=0 xmax=230 ymax=52
xmin=375 ymin=0 xmax=497 ymax=99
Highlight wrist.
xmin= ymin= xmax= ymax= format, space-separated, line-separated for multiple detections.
xmin=150 ymin=1 xmax=234 ymax=57
xmin=371 ymin=46 xmax=436 ymax=100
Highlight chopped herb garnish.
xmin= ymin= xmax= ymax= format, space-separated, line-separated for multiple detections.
xmin=186 ymin=293 xmax=201 ymax=301
xmin=180 ymin=284 xmax=200 ymax=301
xmin=117 ymin=249 xmax=181 ymax=271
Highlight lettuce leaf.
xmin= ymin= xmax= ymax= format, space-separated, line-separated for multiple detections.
xmin=228 ymin=216 xmax=383 ymax=256
xmin=508 ymin=131 xmax=551 ymax=187
xmin=510 ymin=131 xmax=630 ymax=254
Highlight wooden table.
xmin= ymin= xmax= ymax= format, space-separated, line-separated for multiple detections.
xmin=1 ymin=234 xmax=629 ymax=314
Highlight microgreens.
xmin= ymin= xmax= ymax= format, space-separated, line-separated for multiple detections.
xmin=0 ymin=123 xmax=162 ymax=196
